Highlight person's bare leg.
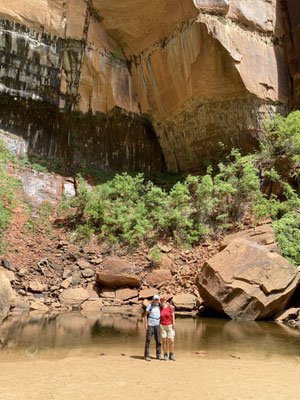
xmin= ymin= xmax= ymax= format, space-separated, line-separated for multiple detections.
xmin=162 ymin=338 xmax=167 ymax=354
xmin=168 ymin=338 xmax=174 ymax=354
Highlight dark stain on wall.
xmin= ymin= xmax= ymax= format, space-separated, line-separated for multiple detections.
xmin=0 ymin=95 xmax=166 ymax=173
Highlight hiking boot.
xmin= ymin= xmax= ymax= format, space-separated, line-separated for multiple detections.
xmin=169 ymin=353 xmax=176 ymax=361
xmin=157 ymin=355 xmax=163 ymax=360
xmin=163 ymin=353 xmax=168 ymax=361
xmin=145 ymin=356 xmax=151 ymax=361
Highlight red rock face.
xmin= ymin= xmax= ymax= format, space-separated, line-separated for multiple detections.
xmin=0 ymin=1 xmax=297 ymax=172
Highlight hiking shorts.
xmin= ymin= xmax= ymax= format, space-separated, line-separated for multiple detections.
xmin=160 ymin=324 xmax=175 ymax=340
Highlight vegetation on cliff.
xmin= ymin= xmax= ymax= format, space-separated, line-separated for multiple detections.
xmin=60 ymin=150 xmax=261 ymax=246
xmin=0 ymin=140 xmax=19 ymax=251
xmin=59 ymin=112 xmax=300 ymax=264
xmin=0 ymin=112 xmax=299 ymax=265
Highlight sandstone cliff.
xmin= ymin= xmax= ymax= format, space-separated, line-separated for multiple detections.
xmin=0 ymin=1 xmax=298 ymax=172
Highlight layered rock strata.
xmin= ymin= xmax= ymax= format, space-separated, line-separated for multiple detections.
xmin=0 ymin=1 xmax=297 ymax=172
xmin=0 ymin=3 xmax=165 ymax=172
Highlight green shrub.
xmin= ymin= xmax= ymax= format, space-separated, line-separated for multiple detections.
xmin=59 ymin=150 xmax=264 ymax=246
xmin=273 ymin=213 xmax=300 ymax=266
xmin=253 ymin=180 xmax=300 ymax=220
xmin=0 ymin=140 xmax=20 ymax=251
xmin=58 ymin=111 xmax=300 ymax=251
xmin=261 ymin=111 xmax=300 ymax=164
xmin=150 ymin=246 xmax=162 ymax=266
xmin=213 ymin=150 xmax=261 ymax=224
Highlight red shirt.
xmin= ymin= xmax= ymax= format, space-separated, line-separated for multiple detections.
xmin=160 ymin=305 xmax=174 ymax=325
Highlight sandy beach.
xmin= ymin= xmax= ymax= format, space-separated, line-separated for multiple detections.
xmin=0 ymin=355 xmax=299 ymax=400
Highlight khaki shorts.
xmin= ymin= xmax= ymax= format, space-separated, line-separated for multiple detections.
xmin=160 ymin=324 xmax=175 ymax=340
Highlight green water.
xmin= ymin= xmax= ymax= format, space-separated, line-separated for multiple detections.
xmin=0 ymin=312 xmax=299 ymax=362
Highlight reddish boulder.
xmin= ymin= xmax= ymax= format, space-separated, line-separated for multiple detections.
xmin=171 ymin=294 xmax=196 ymax=310
xmin=81 ymin=299 xmax=103 ymax=312
xmin=115 ymin=288 xmax=138 ymax=301
xmin=196 ymin=239 xmax=299 ymax=320
xmin=96 ymin=257 xmax=140 ymax=288
xmin=59 ymin=288 xmax=90 ymax=307
xmin=147 ymin=269 xmax=172 ymax=287
xmin=139 ymin=288 xmax=158 ymax=300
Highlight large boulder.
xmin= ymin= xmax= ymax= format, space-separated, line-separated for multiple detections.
xmin=115 ymin=288 xmax=138 ymax=301
xmin=59 ymin=288 xmax=90 ymax=307
xmin=0 ymin=271 xmax=14 ymax=322
xmin=96 ymin=257 xmax=140 ymax=288
xmin=196 ymin=239 xmax=300 ymax=320
xmin=146 ymin=269 xmax=172 ymax=287
xmin=171 ymin=294 xmax=196 ymax=311
xmin=81 ymin=299 xmax=103 ymax=312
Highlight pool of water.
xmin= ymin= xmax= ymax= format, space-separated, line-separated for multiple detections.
xmin=0 ymin=312 xmax=299 ymax=362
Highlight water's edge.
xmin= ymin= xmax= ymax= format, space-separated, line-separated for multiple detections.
xmin=0 ymin=312 xmax=299 ymax=362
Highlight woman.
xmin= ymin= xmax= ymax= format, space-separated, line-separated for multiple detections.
xmin=160 ymin=296 xmax=176 ymax=361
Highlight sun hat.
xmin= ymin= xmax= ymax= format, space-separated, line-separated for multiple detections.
xmin=153 ymin=294 xmax=160 ymax=300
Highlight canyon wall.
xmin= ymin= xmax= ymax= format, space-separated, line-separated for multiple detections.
xmin=0 ymin=1 xmax=298 ymax=172
xmin=282 ymin=0 xmax=300 ymax=108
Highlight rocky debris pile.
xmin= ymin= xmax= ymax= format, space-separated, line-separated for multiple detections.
xmin=3 ymin=206 xmax=298 ymax=326
xmin=196 ymin=239 xmax=300 ymax=320
xmin=1 ymin=238 xmax=215 ymax=317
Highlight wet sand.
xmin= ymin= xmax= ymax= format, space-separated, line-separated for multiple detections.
xmin=0 ymin=355 xmax=299 ymax=400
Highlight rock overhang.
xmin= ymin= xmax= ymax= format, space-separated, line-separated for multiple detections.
xmin=90 ymin=0 xmax=198 ymax=56
xmin=0 ymin=0 xmax=296 ymax=172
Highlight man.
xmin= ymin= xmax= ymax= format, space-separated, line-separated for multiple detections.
xmin=144 ymin=294 xmax=162 ymax=361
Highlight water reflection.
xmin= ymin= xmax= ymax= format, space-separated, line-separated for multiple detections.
xmin=0 ymin=312 xmax=299 ymax=361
